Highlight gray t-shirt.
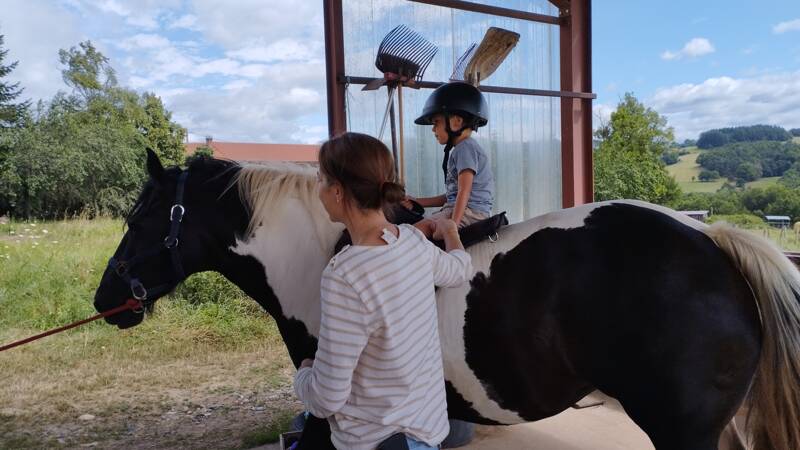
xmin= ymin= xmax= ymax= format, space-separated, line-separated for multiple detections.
xmin=445 ymin=137 xmax=494 ymax=216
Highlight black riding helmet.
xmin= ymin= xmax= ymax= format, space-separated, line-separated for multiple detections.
xmin=414 ymin=81 xmax=488 ymax=129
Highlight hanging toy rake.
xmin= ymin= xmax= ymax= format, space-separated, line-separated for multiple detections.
xmin=363 ymin=24 xmax=438 ymax=181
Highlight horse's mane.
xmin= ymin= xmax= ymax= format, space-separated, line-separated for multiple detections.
xmin=232 ymin=162 xmax=335 ymax=246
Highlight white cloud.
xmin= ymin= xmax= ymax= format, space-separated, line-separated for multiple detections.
xmin=118 ymin=34 xmax=171 ymax=50
xmin=97 ymin=0 xmax=129 ymax=16
xmin=222 ymin=80 xmax=252 ymax=91
xmin=4 ymin=0 xmax=330 ymax=143
xmin=226 ymin=39 xmax=319 ymax=63
xmin=661 ymin=38 xmax=715 ymax=60
xmin=1 ymin=0 xmax=85 ymax=103
xmin=169 ymin=14 xmax=198 ymax=30
xmin=649 ymin=71 xmax=800 ymax=140
xmin=773 ymin=19 xmax=800 ymax=34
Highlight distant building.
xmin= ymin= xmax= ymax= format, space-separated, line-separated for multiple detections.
xmin=185 ymin=136 xmax=318 ymax=163
xmin=679 ymin=210 xmax=709 ymax=222
xmin=765 ymin=215 xmax=791 ymax=228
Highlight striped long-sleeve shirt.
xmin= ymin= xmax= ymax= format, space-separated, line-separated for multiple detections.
xmin=294 ymin=224 xmax=473 ymax=450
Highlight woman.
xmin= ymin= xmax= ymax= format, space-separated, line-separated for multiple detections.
xmin=293 ymin=132 xmax=473 ymax=450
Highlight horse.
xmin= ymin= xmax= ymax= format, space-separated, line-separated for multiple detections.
xmin=93 ymin=150 xmax=800 ymax=450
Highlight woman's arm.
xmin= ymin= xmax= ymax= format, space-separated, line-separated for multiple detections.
xmin=294 ymin=270 xmax=369 ymax=418
xmin=428 ymin=219 xmax=472 ymax=287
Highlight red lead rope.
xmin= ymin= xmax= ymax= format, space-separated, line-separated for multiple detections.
xmin=0 ymin=298 xmax=142 ymax=352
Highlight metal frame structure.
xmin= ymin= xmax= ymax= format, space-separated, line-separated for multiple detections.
xmin=324 ymin=0 xmax=595 ymax=208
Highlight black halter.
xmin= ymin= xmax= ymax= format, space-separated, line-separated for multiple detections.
xmin=108 ymin=170 xmax=189 ymax=312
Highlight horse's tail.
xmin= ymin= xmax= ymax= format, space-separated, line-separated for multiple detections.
xmin=704 ymin=222 xmax=800 ymax=450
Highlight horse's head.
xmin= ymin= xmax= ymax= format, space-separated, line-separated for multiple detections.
xmin=93 ymin=149 xmax=245 ymax=328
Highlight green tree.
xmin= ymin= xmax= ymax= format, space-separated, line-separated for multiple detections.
xmin=0 ymin=41 xmax=187 ymax=218
xmin=0 ymin=32 xmax=29 ymax=128
xmin=698 ymin=169 xmax=720 ymax=181
xmin=736 ymin=162 xmax=762 ymax=182
xmin=58 ymin=41 xmax=117 ymax=102
xmin=185 ymin=144 xmax=213 ymax=165
xmin=596 ymin=93 xmax=675 ymax=157
xmin=593 ymin=93 xmax=680 ymax=204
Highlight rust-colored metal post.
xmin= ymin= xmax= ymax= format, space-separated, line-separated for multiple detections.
xmin=559 ymin=0 xmax=593 ymax=208
xmin=324 ymin=0 xmax=347 ymax=137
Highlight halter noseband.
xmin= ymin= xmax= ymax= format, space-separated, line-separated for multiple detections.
xmin=108 ymin=170 xmax=189 ymax=313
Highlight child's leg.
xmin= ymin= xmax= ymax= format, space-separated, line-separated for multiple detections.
xmin=457 ymin=208 xmax=489 ymax=228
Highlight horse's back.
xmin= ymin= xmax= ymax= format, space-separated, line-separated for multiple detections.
xmin=457 ymin=201 xmax=761 ymax=438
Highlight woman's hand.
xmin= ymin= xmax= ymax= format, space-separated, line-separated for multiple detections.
xmin=432 ymin=218 xmax=458 ymax=240
xmin=300 ymin=358 xmax=314 ymax=369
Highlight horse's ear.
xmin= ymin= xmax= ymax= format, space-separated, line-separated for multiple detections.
xmin=146 ymin=148 xmax=165 ymax=182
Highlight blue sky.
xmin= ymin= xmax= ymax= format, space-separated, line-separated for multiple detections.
xmin=594 ymin=0 xmax=800 ymax=140
xmin=3 ymin=0 xmax=800 ymax=143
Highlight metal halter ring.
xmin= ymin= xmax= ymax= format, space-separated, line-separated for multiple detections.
xmin=170 ymin=204 xmax=185 ymax=222
xmin=488 ymin=232 xmax=499 ymax=242
xmin=131 ymin=279 xmax=148 ymax=301
xmin=164 ymin=236 xmax=179 ymax=248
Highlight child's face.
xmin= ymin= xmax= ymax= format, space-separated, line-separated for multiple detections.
xmin=431 ymin=114 xmax=465 ymax=145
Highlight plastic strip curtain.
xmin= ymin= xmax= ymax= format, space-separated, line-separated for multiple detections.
xmin=342 ymin=0 xmax=561 ymax=223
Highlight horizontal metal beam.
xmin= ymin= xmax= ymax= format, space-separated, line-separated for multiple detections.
xmin=340 ymin=75 xmax=596 ymax=100
xmin=407 ymin=0 xmax=563 ymax=25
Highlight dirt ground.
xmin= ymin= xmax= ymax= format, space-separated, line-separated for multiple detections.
xmin=2 ymin=379 xmax=303 ymax=450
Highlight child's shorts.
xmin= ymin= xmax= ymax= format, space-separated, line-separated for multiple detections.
xmin=429 ymin=206 xmax=488 ymax=228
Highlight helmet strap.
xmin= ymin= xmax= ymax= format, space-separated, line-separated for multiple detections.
xmin=442 ymin=114 xmax=471 ymax=179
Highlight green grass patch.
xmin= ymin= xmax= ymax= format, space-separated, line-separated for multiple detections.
xmin=240 ymin=410 xmax=297 ymax=448
xmin=744 ymin=176 xmax=781 ymax=189
xmin=668 ymin=149 xmax=781 ymax=193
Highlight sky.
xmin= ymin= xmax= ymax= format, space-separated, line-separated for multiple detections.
xmin=3 ymin=0 xmax=800 ymax=144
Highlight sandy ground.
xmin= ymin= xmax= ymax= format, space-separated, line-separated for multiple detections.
xmin=253 ymin=393 xmax=654 ymax=450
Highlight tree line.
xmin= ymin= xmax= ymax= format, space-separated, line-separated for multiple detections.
xmin=0 ymin=34 xmax=186 ymax=219
xmin=697 ymin=124 xmax=793 ymax=149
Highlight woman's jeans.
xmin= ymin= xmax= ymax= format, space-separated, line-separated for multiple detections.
xmin=406 ymin=436 xmax=439 ymax=449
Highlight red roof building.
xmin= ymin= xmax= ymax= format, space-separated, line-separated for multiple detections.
xmin=185 ymin=137 xmax=318 ymax=163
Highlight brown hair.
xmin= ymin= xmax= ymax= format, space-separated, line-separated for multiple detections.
xmin=318 ymin=132 xmax=405 ymax=210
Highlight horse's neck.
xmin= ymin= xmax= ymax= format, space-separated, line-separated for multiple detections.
xmin=230 ymin=199 xmax=343 ymax=337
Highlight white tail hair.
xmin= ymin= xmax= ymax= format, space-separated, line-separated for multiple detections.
xmin=705 ymin=222 xmax=800 ymax=450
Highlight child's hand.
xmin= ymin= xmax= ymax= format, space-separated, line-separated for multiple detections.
xmin=432 ymin=218 xmax=458 ymax=240
xmin=300 ymin=358 xmax=314 ymax=369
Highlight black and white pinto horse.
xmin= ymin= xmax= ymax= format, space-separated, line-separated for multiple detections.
xmin=94 ymin=151 xmax=800 ymax=450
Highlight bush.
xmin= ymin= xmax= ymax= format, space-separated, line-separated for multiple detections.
xmin=707 ymin=214 xmax=767 ymax=228
xmin=172 ymin=271 xmax=247 ymax=305
xmin=791 ymin=128 xmax=800 ymax=137
xmin=661 ymin=150 xmax=680 ymax=165
xmin=698 ymin=169 xmax=720 ymax=181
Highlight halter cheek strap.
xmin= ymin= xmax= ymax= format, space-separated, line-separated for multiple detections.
xmin=108 ymin=170 xmax=189 ymax=311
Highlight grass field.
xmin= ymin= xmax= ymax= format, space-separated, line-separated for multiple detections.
xmin=0 ymin=218 xmax=299 ymax=449
xmin=667 ymin=148 xmax=781 ymax=193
